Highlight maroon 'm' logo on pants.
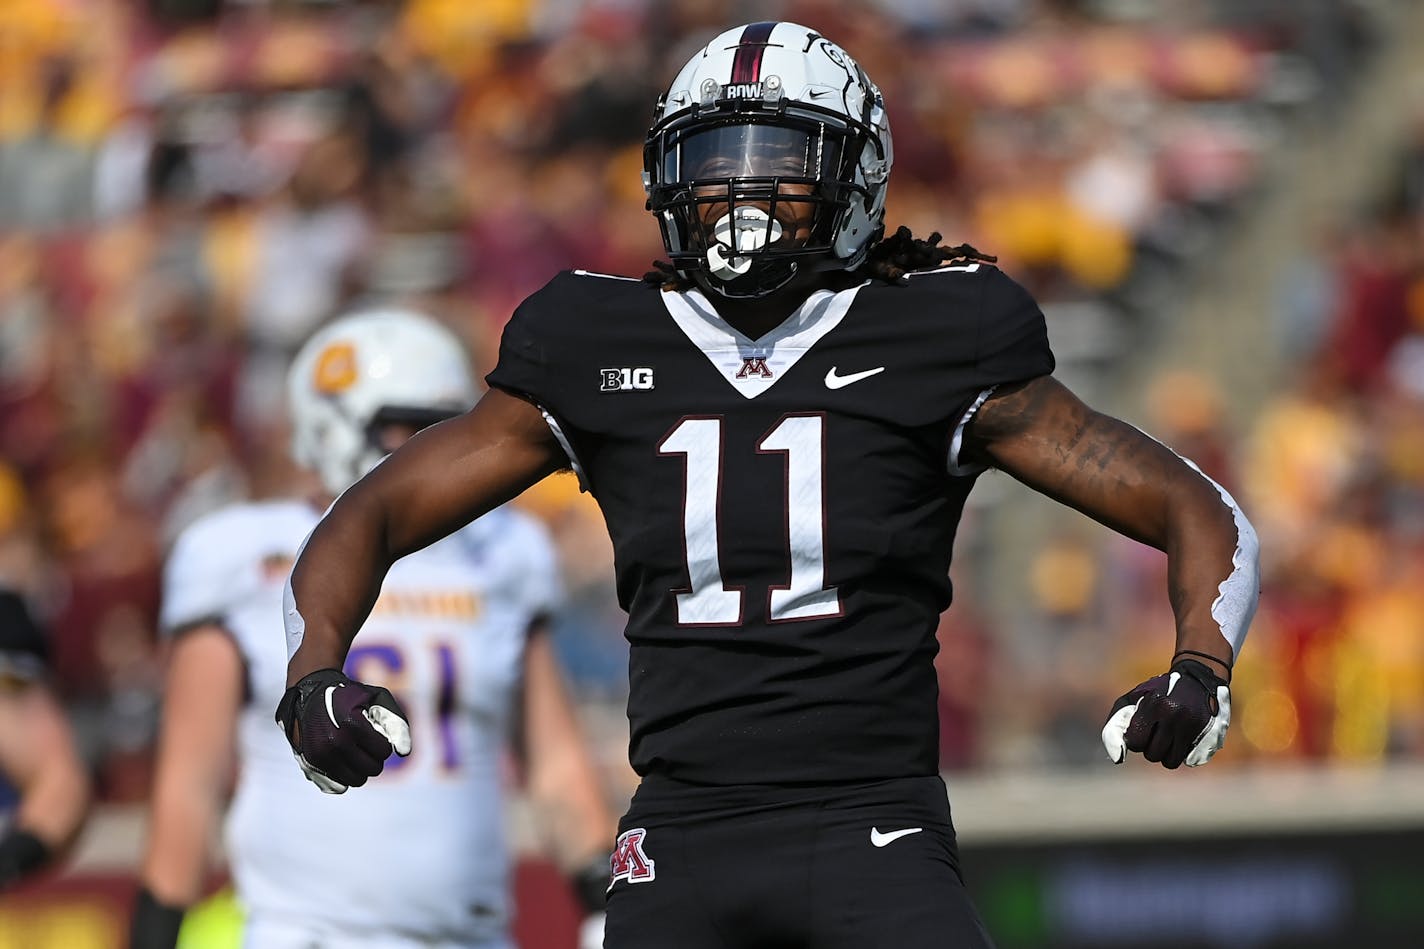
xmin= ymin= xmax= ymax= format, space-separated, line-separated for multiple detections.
xmin=610 ymin=827 xmax=656 ymax=884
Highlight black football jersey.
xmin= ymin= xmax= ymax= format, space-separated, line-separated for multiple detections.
xmin=488 ymin=264 xmax=1054 ymax=785
xmin=0 ymin=590 xmax=48 ymax=685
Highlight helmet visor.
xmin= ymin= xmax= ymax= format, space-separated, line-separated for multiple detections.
xmin=659 ymin=121 xmax=844 ymax=185
xmin=645 ymin=111 xmax=873 ymax=297
xmin=655 ymin=119 xmax=856 ymax=257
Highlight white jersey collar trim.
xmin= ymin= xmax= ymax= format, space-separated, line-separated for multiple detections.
xmin=660 ymin=282 xmax=867 ymax=399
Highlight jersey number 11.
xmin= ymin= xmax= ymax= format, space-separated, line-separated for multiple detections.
xmin=659 ymin=414 xmax=841 ymax=626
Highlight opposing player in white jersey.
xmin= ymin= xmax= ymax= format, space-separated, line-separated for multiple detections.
xmin=0 ymin=590 xmax=91 ymax=892
xmin=131 ymin=310 xmax=615 ymax=949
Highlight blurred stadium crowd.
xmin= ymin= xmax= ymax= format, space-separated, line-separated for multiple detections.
xmin=0 ymin=0 xmax=1418 ymax=808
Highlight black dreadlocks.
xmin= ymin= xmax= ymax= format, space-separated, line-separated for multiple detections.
xmin=642 ymin=259 xmax=684 ymax=289
xmin=857 ymin=227 xmax=997 ymax=283
xmin=641 ymin=226 xmax=996 ymax=290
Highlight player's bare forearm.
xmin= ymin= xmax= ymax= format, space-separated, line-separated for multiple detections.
xmin=519 ymin=632 xmax=616 ymax=868
xmin=965 ymin=376 xmax=1254 ymax=674
xmin=0 ymin=687 xmax=90 ymax=850
xmin=287 ymin=389 xmax=567 ymax=683
xmin=142 ymin=630 xmax=241 ymax=905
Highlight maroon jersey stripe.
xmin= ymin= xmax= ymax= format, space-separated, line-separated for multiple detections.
xmin=729 ymin=21 xmax=778 ymax=84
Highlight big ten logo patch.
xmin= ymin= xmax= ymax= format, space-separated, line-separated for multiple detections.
xmin=601 ymin=367 xmax=655 ymax=391
xmin=610 ymin=827 xmax=656 ymax=885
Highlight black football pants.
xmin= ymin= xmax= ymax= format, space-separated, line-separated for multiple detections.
xmin=604 ymin=774 xmax=996 ymax=949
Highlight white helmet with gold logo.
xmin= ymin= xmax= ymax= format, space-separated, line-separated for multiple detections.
xmin=287 ymin=309 xmax=479 ymax=496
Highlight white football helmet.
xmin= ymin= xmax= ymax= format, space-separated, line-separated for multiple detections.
xmin=644 ymin=21 xmax=893 ymax=299
xmin=287 ymin=309 xmax=479 ymax=496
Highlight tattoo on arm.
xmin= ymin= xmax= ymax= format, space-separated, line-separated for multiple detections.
xmin=965 ymin=375 xmax=1249 ymax=675
xmin=965 ymin=377 xmax=1179 ymax=546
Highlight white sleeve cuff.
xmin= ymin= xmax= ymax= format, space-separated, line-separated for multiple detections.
xmin=947 ymin=387 xmax=997 ymax=477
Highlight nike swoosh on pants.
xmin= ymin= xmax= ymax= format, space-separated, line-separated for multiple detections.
xmin=870 ymin=827 xmax=923 ymax=847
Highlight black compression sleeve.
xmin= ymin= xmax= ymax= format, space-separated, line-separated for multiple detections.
xmin=570 ymin=851 xmax=611 ymax=913
xmin=129 ymin=885 xmax=186 ymax=949
xmin=0 ymin=827 xmax=50 ymax=889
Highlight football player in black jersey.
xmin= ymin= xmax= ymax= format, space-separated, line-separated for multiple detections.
xmin=0 ymin=590 xmax=90 ymax=891
xmin=276 ymin=22 xmax=1260 ymax=948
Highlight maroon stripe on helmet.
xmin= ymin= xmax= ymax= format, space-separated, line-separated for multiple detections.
xmin=729 ymin=21 xmax=778 ymax=84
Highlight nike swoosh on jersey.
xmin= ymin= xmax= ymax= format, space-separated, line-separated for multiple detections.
xmin=324 ymin=684 xmax=342 ymax=729
xmin=870 ymin=826 xmax=923 ymax=847
xmin=824 ymin=366 xmax=885 ymax=389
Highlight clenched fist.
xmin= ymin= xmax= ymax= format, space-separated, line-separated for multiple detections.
xmin=1101 ymin=658 xmax=1230 ymax=769
xmin=275 ymin=668 xmax=412 ymax=793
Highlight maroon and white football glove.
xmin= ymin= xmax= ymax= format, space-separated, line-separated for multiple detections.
xmin=275 ymin=668 xmax=412 ymax=794
xmin=1101 ymin=658 xmax=1231 ymax=769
